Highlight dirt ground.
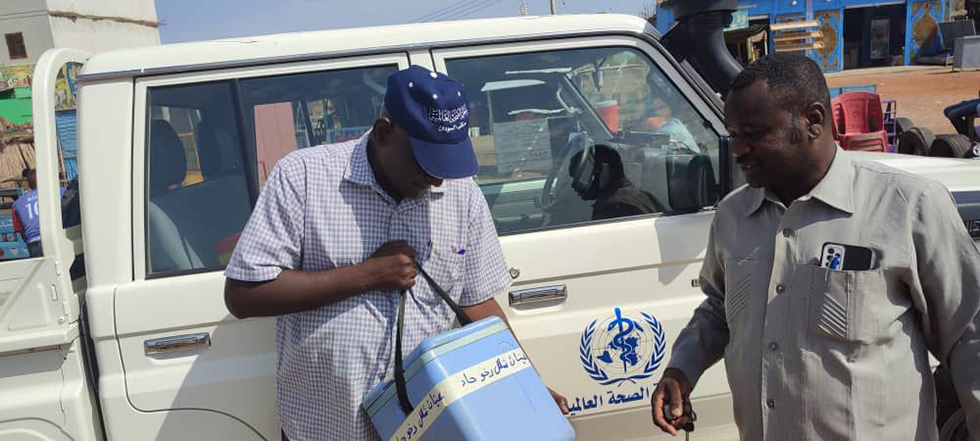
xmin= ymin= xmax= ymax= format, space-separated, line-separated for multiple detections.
xmin=825 ymin=66 xmax=980 ymax=136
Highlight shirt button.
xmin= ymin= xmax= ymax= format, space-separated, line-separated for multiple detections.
xmin=782 ymin=228 xmax=793 ymax=238
xmin=766 ymin=399 xmax=776 ymax=408
xmin=775 ymin=284 xmax=785 ymax=293
xmin=769 ymin=342 xmax=779 ymax=351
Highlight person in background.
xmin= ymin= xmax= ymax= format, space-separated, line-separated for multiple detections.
xmin=13 ymin=168 xmax=66 ymax=258
xmin=642 ymin=94 xmax=700 ymax=153
xmin=944 ymin=95 xmax=980 ymax=140
xmin=569 ymin=144 xmax=664 ymax=220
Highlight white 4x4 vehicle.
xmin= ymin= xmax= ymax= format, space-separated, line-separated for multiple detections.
xmin=2 ymin=13 xmax=978 ymax=441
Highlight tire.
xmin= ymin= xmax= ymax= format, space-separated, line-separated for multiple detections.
xmin=895 ymin=117 xmax=914 ymax=137
xmin=929 ymin=134 xmax=975 ymax=158
xmin=898 ymin=127 xmax=934 ymax=156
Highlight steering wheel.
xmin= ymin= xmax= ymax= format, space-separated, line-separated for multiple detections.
xmin=538 ymin=132 xmax=591 ymax=213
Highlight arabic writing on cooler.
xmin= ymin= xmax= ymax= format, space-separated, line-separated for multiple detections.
xmin=393 ymin=351 xmax=530 ymax=441
xmin=397 ymin=391 xmax=445 ymax=441
xmin=457 ymin=351 xmax=529 ymax=388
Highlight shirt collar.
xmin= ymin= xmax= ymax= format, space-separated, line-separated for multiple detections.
xmin=745 ymin=186 xmax=766 ymax=216
xmin=343 ymin=132 xmax=376 ymax=188
xmin=342 ymin=131 xmax=447 ymax=196
xmin=744 ymin=146 xmax=854 ymax=216
xmin=802 ymin=147 xmax=854 ymax=214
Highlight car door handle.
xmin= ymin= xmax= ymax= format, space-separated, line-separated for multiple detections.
xmin=144 ymin=332 xmax=211 ymax=355
xmin=509 ymin=285 xmax=567 ymax=306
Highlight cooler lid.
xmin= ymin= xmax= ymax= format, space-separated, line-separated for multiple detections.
xmin=362 ymin=315 xmax=507 ymax=414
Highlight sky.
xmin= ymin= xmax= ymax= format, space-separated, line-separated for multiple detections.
xmin=154 ymin=0 xmax=656 ymax=44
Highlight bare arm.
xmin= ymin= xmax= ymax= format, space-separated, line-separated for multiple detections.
xmin=226 ymin=266 xmax=367 ymax=318
xmin=225 ymin=241 xmax=418 ymax=319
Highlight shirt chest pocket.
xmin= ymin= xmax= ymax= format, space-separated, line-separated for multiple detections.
xmin=808 ymin=265 xmax=886 ymax=344
xmin=724 ymin=258 xmax=756 ymax=326
xmin=418 ymin=246 xmax=465 ymax=297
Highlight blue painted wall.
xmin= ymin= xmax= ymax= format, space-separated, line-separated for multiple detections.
xmin=654 ymin=0 xmax=949 ymax=72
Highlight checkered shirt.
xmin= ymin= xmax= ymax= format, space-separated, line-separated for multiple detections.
xmin=224 ymin=133 xmax=512 ymax=441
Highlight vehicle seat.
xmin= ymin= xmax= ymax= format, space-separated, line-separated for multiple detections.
xmin=622 ymin=147 xmax=671 ymax=212
xmin=149 ymin=120 xmax=188 ymax=197
xmin=666 ymin=153 xmax=719 ymax=213
xmin=147 ymin=119 xmax=204 ymax=272
xmin=147 ymin=119 xmax=252 ymax=274
xmin=196 ymin=118 xmax=243 ymax=180
xmin=622 ymin=146 xmax=717 ymax=214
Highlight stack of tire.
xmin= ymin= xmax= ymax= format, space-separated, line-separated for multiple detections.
xmin=896 ymin=117 xmax=980 ymax=159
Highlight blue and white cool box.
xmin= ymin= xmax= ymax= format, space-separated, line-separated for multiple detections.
xmin=363 ymin=316 xmax=575 ymax=441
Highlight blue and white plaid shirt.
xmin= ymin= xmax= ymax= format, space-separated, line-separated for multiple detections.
xmin=225 ymin=133 xmax=512 ymax=441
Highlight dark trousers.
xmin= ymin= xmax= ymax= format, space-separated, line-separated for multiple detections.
xmin=27 ymin=241 xmax=42 ymax=258
xmin=944 ymin=98 xmax=980 ymax=136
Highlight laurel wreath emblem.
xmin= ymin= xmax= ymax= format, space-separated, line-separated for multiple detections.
xmin=579 ymin=312 xmax=666 ymax=386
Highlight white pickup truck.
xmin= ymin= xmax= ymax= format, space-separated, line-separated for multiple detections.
xmin=2 ymin=13 xmax=978 ymax=441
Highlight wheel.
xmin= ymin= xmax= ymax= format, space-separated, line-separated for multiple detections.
xmin=895 ymin=117 xmax=913 ymax=137
xmin=929 ymin=134 xmax=974 ymax=158
xmin=897 ymin=127 xmax=934 ymax=156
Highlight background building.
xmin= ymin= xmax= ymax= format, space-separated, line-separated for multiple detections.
xmin=1 ymin=0 xmax=160 ymax=127
xmin=0 ymin=0 xmax=160 ymax=185
xmin=655 ymin=0 xmax=978 ymax=72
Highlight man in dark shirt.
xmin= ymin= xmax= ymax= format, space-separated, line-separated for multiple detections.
xmin=569 ymin=144 xmax=664 ymax=220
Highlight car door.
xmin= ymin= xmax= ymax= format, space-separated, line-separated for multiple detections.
xmin=432 ymin=36 xmax=739 ymax=440
xmin=0 ymin=49 xmax=101 ymax=441
xmin=107 ymin=54 xmax=410 ymax=440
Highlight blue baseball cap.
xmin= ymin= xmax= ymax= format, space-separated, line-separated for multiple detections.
xmin=384 ymin=66 xmax=478 ymax=179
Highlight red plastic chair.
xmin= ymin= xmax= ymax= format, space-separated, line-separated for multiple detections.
xmin=830 ymin=92 xmax=889 ymax=152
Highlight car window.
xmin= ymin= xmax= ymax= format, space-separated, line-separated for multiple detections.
xmin=146 ymin=81 xmax=251 ymax=276
xmin=144 ymin=64 xmax=397 ymax=277
xmin=238 ymin=65 xmax=396 ymax=187
xmin=444 ymin=46 xmax=720 ymax=235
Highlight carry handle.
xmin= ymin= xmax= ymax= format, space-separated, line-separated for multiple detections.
xmin=416 ymin=262 xmax=471 ymax=326
xmin=393 ymin=261 xmax=472 ymax=415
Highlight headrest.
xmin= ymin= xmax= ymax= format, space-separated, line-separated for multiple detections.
xmin=667 ymin=154 xmax=718 ymax=213
xmin=195 ymin=119 xmax=230 ymax=180
xmin=149 ymin=119 xmax=187 ymax=197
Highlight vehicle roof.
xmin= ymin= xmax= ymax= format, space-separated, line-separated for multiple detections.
xmin=852 ymin=151 xmax=980 ymax=193
xmin=79 ymin=14 xmax=655 ymax=80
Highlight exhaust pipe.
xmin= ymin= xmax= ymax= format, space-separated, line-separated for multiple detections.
xmin=661 ymin=0 xmax=743 ymax=96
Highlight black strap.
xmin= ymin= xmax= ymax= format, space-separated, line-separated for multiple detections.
xmin=416 ymin=263 xmax=472 ymax=326
xmin=394 ymin=289 xmax=412 ymax=414
xmin=392 ymin=261 xmax=473 ymax=415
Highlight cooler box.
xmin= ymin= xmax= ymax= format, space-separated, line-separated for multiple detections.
xmin=363 ymin=316 xmax=574 ymax=441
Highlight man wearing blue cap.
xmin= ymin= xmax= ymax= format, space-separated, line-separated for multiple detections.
xmin=223 ymin=66 xmax=566 ymax=441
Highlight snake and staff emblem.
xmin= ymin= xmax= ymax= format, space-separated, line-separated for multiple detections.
xmin=580 ymin=307 xmax=667 ymax=386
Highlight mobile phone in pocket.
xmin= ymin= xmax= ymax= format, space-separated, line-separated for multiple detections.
xmin=821 ymin=242 xmax=875 ymax=271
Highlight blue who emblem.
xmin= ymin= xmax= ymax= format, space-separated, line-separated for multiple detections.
xmin=580 ymin=308 xmax=666 ymax=386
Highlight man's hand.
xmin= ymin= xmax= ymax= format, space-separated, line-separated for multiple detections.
xmin=363 ymin=241 xmax=417 ymax=292
xmin=651 ymin=368 xmax=694 ymax=436
xmin=548 ymin=387 xmax=570 ymax=414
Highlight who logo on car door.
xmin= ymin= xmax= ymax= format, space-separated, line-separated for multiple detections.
xmin=579 ymin=307 xmax=667 ymax=386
